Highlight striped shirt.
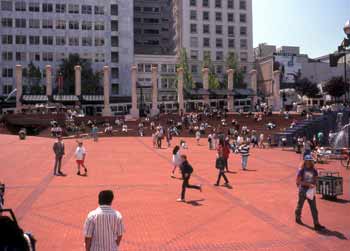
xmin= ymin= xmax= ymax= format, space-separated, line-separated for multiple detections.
xmin=239 ymin=144 xmax=250 ymax=156
xmin=84 ymin=205 xmax=124 ymax=251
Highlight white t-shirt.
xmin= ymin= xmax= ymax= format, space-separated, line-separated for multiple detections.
xmin=75 ymin=146 xmax=86 ymax=160
xmin=172 ymin=151 xmax=182 ymax=166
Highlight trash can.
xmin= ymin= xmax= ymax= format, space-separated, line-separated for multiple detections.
xmin=316 ymin=171 xmax=343 ymax=199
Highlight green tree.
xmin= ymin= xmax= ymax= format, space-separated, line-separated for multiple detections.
xmin=295 ymin=78 xmax=320 ymax=98
xmin=323 ymin=77 xmax=348 ymax=102
xmin=202 ymin=54 xmax=220 ymax=89
xmin=23 ymin=62 xmax=44 ymax=94
xmin=225 ymin=52 xmax=245 ymax=89
xmin=57 ymin=54 xmax=102 ymax=94
xmin=178 ymin=49 xmax=194 ymax=89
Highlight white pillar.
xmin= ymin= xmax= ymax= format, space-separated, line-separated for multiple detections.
xmin=177 ymin=67 xmax=184 ymax=114
xmin=15 ymin=65 xmax=23 ymax=113
xmin=102 ymin=66 xmax=112 ymax=116
xmin=227 ymin=69 xmax=234 ymax=112
xmin=250 ymin=69 xmax=258 ymax=108
xmin=273 ymin=70 xmax=282 ymax=111
xmin=45 ymin=65 xmax=52 ymax=96
xmin=130 ymin=65 xmax=139 ymax=118
xmin=150 ymin=66 xmax=159 ymax=116
xmin=202 ymin=68 xmax=209 ymax=105
xmin=74 ymin=65 xmax=81 ymax=96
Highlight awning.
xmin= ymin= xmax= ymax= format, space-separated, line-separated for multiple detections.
xmin=22 ymin=95 xmax=48 ymax=102
xmin=234 ymin=88 xmax=255 ymax=96
xmin=209 ymin=89 xmax=235 ymax=96
xmin=82 ymin=95 xmax=104 ymax=102
xmin=185 ymin=88 xmax=210 ymax=95
xmin=53 ymin=95 xmax=79 ymax=102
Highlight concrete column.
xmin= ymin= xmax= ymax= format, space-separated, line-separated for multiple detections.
xmin=273 ymin=70 xmax=282 ymax=111
xmin=102 ymin=66 xmax=112 ymax=116
xmin=227 ymin=69 xmax=234 ymax=112
xmin=250 ymin=69 xmax=258 ymax=108
xmin=45 ymin=65 xmax=52 ymax=96
xmin=177 ymin=67 xmax=184 ymax=114
xmin=15 ymin=65 xmax=23 ymax=113
xmin=74 ymin=65 xmax=81 ymax=96
xmin=202 ymin=67 xmax=209 ymax=105
xmin=150 ymin=66 xmax=159 ymax=116
xmin=130 ymin=65 xmax=139 ymax=118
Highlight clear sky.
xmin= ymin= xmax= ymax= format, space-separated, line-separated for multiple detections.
xmin=253 ymin=0 xmax=350 ymax=58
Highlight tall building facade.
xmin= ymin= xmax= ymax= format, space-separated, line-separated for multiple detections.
xmin=174 ymin=0 xmax=254 ymax=82
xmin=0 ymin=0 xmax=134 ymax=97
xmin=134 ymin=0 xmax=176 ymax=55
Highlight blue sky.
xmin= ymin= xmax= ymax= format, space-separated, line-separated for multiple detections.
xmin=253 ymin=0 xmax=350 ymax=58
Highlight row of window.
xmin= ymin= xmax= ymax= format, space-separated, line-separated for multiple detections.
xmin=190 ymin=0 xmax=247 ymax=10
xmin=1 ymin=18 xmax=119 ymax=31
xmin=1 ymin=35 xmax=119 ymax=47
xmin=137 ymin=64 xmax=176 ymax=73
xmin=134 ymin=17 xmax=170 ymax=24
xmin=189 ymin=50 xmax=248 ymax=62
xmin=190 ymin=24 xmax=247 ymax=36
xmin=190 ymin=11 xmax=247 ymax=23
xmin=189 ymin=63 xmax=247 ymax=75
xmin=191 ymin=37 xmax=247 ymax=49
xmin=0 ymin=1 xmax=118 ymax=15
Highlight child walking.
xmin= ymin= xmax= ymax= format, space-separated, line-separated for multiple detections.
xmin=75 ymin=140 xmax=87 ymax=176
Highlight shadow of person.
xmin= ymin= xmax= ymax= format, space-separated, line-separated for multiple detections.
xmin=186 ymin=199 xmax=205 ymax=207
xmin=301 ymin=224 xmax=348 ymax=240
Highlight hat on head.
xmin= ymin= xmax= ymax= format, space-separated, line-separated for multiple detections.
xmin=304 ymin=155 xmax=313 ymax=161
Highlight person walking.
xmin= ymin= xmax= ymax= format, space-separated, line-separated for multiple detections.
xmin=195 ymin=130 xmax=201 ymax=145
xmin=177 ymin=155 xmax=202 ymax=202
xmin=217 ymin=139 xmax=231 ymax=172
xmin=171 ymin=145 xmax=182 ymax=178
xmin=84 ymin=190 xmax=124 ymax=251
xmin=53 ymin=136 xmax=65 ymax=176
xmin=91 ymin=125 xmax=99 ymax=142
xmin=239 ymin=140 xmax=250 ymax=171
xmin=295 ymin=155 xmax=325 ymax=231
xmin=75 ymin=140 xmax=87 ymax=176
xmin=214 ymin=151 xmax=231 ymax=188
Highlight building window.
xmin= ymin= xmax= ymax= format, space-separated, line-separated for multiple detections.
xmin=215 ymin=0 xmax=222 ymax=8
xmin=203 ymin=24 xmax=210 ymax=34
xmin=240 ymin=0 xmax=247 ymax=10
xmin=82 ymin=37 xmax=92 ymax=46
xmin=29 ymin=52 xmax=40 ymax=61
xmin=112 ymin=84 xmax=119 ymax=95
xmin=95 ymin=53 xmax=105 ymax=63
xmin=42 ymin=19 xmax=53 ymax=29
xmin=68 ymin=37 xmax=78 ymax=46
xmin=43 ymin=52 xmax=53 ymax=61
xmin=28 ymin=2 xmax=40 ymax=12
xmin=216 ymin=51 xmax=223 ymax=61
xmin=56 ymin=4 xmax=66 ymax=13
xmin=240 ymin=39 xmax=247 ymax=49
xmin=111 ymin=20 xmax=118 ymax=32
xmin=42 ymin=36 xmax=53 ymax=45
xmin=95 ymin=37 xmax=105 ymax=46
xmin=82 ymin=21 xmax=92 ymax=30
xmin=203 ymin=11 xmax=209 ymax=21
xmin=216 ymin=65 xmax=223 ymax=74
xmin=240 ymin=26 xmax=247 ymax=36
xmin=111 ymin=4 xmax=118 ymax=15
xmin=111 ymin=36 xmax=118 ymax=47
xmin=203 ymin=37 xmax=210 ymax=47
xmin=228 ymin=0 xmax=234 ymax=9
xmin=15 ymin=52 xmax=26 ymax=61
xmin=216 ymin=38 xmax=223 ymax=48
xmin=228 ymin=13 xmax=234 ymax=22
xmin=111 ymin=52 xmax=119 ymax=63
xmin=56 ymin=36 xmax=66 ymax=46
xmin=56 ymin=20 xmax=66 ymax=29
xmin=190 ymin=0 xmax=196 ymax=7
xmin=216 ymin=25 xmax=222 ymax=34
xmin=1 ymin=1 xmax=12 ymax=11
xmin=2 ymin=35 xmax=12 ymax=44
xmin=228 ymin=39 xmax=235 ymax=48
xmin=190 ymin=37 xmax=198 ymax=47
xmin=29 ymin=36 xmax=40 ymax=45
xmin=240 ymin=14 xmax=246 ymax=23
xmin=29 ymin=19 xmax=40 ymax=28
xmin=15 ymin=35 xmax=26 ymax=44
xmin=190 ymin=50 xmax=198 ymax=60
xmin=15 ymin=1 xmax=26 ymax=11
xmin=190 ymin=10 xmax=197 ymax=20
xmin=203 ymin=51 xmax=211 ymax=59
xmin=215 ymin=12 xmax=222 ymax=21
xmin=94 ymin=6 xmax=104 ymax=15
xmin=228 ymin=26 xmax=235 ymax=37
xmin=2 ymin=68 xmax=13 ymax=78
xmin=145 ymin=64 xmax=151 ymax=72
xmin=68 ymin=4 xmax=79 ymax=14
xmin=69 ymin=21 xmax=79 ymax=30
xmin=95 ymin=21 xmax=105 ymax=30
xmin=82 ymin=5 xmax=92 ymax=14
xmin=191 ymin=65 xmax=198 ymax=74
xmin=190 ymin=23 xmax=197 ymax=33
xmin=15 ymin=18 xmax=26 ymax=28
xmin=240 ymin=52 xmax=248 ymax=62
xmin=1 ymin=18 xmax=12 ymax=27
xmin=3 ymin=84 xmax=13 ymax=95
xmin=42 ymin=3 xmax=53 ymax=12
xmin=2 ymin=51 xmax=12 ymax=61
xmin=202 ymin=0 xmax=209 ymax=7
xmin=111 ymin=68 xmax=119 ymax=79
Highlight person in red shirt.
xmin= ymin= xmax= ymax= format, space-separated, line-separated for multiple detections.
xmin=217 ymin=139 xmax=231 ymax=172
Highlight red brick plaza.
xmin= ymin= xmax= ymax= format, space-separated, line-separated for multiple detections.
xmin=1 ymin=134 xmax=349 ymax=251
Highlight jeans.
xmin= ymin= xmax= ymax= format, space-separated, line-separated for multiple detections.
xmin=295 ymin=191 xmax=319 ymax=225
xmin=181 ymin=174 xmax=200 ymax=200
xmin=216 ymin=170 xmax=229 ymax=185
xmin=242 ymin=156 xmax=248 ymax=170
xmin=54 ymin=156 xmax=63 ymax=174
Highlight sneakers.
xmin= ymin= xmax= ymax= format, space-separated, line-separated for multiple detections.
xmin=77 ymin=171 xmax=81 ymax=176
xmin=176 ymin=198 xmax=185 ymax=202
xmin=295 ymin=218 xmax=303 ymax=225
xmin=314 ymin=224 xmax=326 ymax=231
xmin=214 ymin=183 xmax=219 ymax=186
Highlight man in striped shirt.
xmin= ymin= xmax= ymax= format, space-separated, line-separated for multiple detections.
xmin=84 ymin=190 xmax=124 ymax=251
xmin=239 ymin=140 xmax=250 ymax=170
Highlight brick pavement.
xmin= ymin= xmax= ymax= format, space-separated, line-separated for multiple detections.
xmin=0 ymin=134 xmax=349 ymax=251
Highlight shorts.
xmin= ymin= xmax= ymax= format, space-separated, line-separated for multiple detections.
xmin=76 ymin=160 xmax=84 ymax=165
